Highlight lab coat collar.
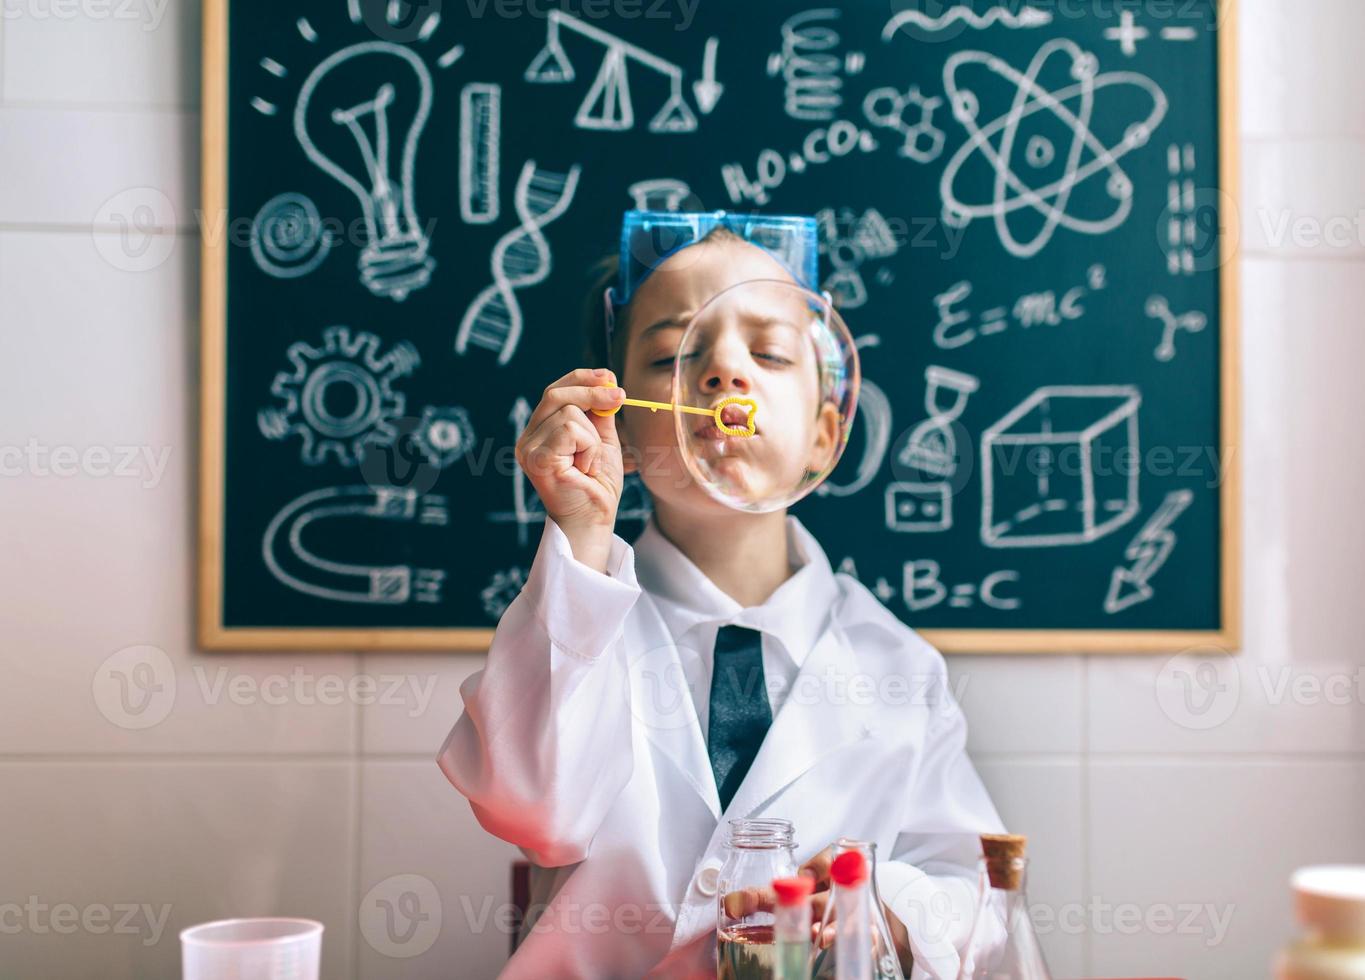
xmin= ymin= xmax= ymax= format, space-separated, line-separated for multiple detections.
xmin=631 ymin=513 xmax=840 ymax=670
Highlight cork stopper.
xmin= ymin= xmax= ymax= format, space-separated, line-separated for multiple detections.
xmin=981 ymin=834 xmax=1028 ymax=891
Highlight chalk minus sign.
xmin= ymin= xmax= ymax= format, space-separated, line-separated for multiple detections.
xmin=1160 ymin=27 xmax=1198 ymax=40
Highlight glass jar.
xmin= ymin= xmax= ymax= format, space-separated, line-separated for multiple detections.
xmin=811 ymin=839 xmax=906 ymax=980
xmin=717 ymin=818 xmax=800 ymax=980
xmin=1276 ymin=865 xmax=1365 ymax=980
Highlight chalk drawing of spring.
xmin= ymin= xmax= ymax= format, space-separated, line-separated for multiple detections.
xmin=455 ymin=160 xmax=582 ymax=365
xmin=766 ymin=8 xmax=865 ymax=122
xmin=249 ymin=192 xmax=334 ymax=278
xmin=262 ymin=485 xmax=448 ymax=605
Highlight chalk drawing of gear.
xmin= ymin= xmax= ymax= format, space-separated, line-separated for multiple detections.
xmin=257 ymin=325 xmax=420 ymax=466
xmin=262 ymin=485 xmax=448 ymax=604
xmin=412 ymin=405 xmax=477 ymax=468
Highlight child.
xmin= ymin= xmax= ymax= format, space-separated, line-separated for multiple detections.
xmin=439 ymin=212 xmax=1004 ymax=979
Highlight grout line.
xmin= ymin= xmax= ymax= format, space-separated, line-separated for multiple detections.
xmin=0 ymin=754 xmax=367 ymax=764
xmin=0 ymin=223 xmax=198 ymax=235
xmin=0 ymin=751 xmax=1359 ymax=765
xmin=351 ymin=653 xmax=365 ymax=980
xmin=1241 ymin=133 xmax=1365 ymax=143
xmin=1 ymin=99 xmax=199 ymax=112
xmin=1080 ymin=656 xmax=1093 ymax=978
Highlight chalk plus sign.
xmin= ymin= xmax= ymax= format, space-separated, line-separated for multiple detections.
xmin=1104 ymin=10 xmax=1150 ymax=56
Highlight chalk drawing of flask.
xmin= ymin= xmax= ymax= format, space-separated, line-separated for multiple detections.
xmin=295 ymin=41 xmax=436 ymax=302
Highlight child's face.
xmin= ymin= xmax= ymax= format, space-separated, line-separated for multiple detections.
xmin=617 ymin=239 xmax=842 ymax=514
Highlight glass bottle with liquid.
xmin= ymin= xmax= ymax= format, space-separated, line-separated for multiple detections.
xmin=811 ymin=839 xmax=906 ymax=980
xmin=717 ymin=818 xmax=800 ymax=980
xmin=957 ymin=834 xmax=1052 ymax=980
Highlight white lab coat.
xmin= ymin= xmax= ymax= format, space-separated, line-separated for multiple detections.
xmin=439 ymin=515 xmax=1005 ymax=979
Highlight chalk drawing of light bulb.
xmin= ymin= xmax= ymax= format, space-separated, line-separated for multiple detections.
xmin=295 ymin=41 xmax=435 ymax=302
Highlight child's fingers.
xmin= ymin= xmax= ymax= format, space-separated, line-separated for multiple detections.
xmin=801 ymin=846 xmax=834 ymax=889
xmin=523 ymin=382 xmax=624 ymax=437
xmin=520 ymin=408 xmax=600 ymax=478
xmin=721 ymin=886 xmax=777 ymax=920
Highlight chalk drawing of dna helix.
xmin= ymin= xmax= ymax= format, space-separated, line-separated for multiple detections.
xmin=455 ymin=160 xmax=583 ymax=365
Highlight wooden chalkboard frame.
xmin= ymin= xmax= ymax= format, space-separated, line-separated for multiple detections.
xmin=199 ymin=0 xmax=1240 ymax=654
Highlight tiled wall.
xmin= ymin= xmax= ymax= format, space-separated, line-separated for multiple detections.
xmin=2 ymin=2 xmax=1361 ymax=978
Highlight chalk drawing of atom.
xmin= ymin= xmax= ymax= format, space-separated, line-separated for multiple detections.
xmin=939 ymin=39 xmax=1168 ymax=259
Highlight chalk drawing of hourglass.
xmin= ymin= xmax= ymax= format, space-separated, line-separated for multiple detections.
xmin=295 ymin=41 xmax=436 ymax=302
xmin=899 ymin=365 xmax=980 ymax=478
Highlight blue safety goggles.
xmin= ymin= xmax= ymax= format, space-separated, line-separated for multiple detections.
xmin=603 ymin=210 xmax=821 ymax=357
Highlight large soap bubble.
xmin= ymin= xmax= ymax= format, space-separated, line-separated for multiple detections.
xmin=670 ymin=280 xmax=859 ymax=513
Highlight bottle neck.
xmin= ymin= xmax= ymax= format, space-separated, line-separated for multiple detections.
xmin=726 ymin=817 xmax=795 ymax=849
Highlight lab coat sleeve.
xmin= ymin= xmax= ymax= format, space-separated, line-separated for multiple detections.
xmin=437 ymin=517 xmax=643 ymax=867
xmin=875 ymin=656 xmax=1007 ymax=980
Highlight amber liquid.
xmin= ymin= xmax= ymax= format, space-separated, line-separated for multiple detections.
xmin=718 ymin=924 xmax=777 ymax=980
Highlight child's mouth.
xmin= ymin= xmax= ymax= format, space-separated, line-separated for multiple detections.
xmin=693 ymin=402 xmax=759 ymax=439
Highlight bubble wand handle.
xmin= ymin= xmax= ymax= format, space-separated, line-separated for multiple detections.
xmin=590 ymin=384 xmax=757 ymax=437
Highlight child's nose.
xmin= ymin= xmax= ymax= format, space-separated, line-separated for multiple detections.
xmin=698 ymin=334 xmax=753 ymax=394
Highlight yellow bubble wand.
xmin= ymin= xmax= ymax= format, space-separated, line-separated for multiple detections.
xmin=591 ymin=384 xmax=757 ymax=437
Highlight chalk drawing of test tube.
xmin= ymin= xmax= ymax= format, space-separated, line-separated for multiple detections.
xmin=262 ymin=486 xmax=448 ymax=604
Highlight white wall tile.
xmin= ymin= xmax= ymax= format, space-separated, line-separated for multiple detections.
xmin=974 ymin=762 xmax=1086 ymax=979
xmin=1087 ymin=653 xmax=1360 ymax=756
xmin=1239 ymin=0 xmax=1365 ymax=138
xmin=1088 ymin=256 xmax=1365 ymax=755
xmin=358 ymin=653 xmax=485 ymax=756
xmin=0 ymin=107 xmax=196 ymax=228
xmin=0 ymin=762 xmax=357 ymax=979
xmin=948 ymin=657 xmax=1084 ymax=755
xmin=0 ymin=231 xmax=359 ymax=755
xmin=2 ymin=0 xmax=198 ymax=107
xmin=357 ymin=761 xmax=520 ymax=980
xmin=1275 ymin=260 xmax=1365 ymax=664
xmin=1242 ymin=139 xmax=1365 ymax=259
xmin=1088 ymin=761 xmax=1365 ymax=980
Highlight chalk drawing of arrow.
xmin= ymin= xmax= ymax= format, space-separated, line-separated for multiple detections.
xmin=693 ymin=38 xmax=723 ymax=114
xmin=1104 ymin=489 xmax=1195 ymax=614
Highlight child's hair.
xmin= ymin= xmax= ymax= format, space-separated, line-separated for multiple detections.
xmin=581 ymin=224 xmax=747 ymax=373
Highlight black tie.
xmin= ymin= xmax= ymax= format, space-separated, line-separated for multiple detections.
xmin=707 ymin=625 xmax=773 ymax=811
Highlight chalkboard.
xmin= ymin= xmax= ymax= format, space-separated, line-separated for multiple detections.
xmin=200 ymin=0 xmax=1240 ymax=652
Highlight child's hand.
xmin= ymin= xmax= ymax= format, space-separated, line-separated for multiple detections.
xmin=801 ymin=845 xmax=914 ymax=972
xmin=515 ymin=368 xmax=628 ymax=571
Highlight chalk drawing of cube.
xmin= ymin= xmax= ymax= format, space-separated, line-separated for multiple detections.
xmin=981 ymin=386 xmax=1141 ymax=548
